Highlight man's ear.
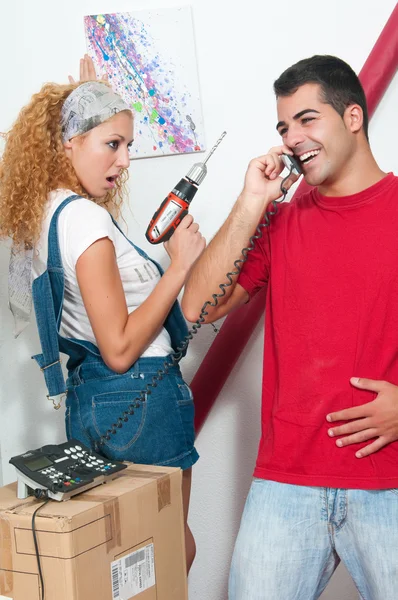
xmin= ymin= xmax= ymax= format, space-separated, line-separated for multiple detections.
xmin=344 ymin=104 xmax=363 ymax=134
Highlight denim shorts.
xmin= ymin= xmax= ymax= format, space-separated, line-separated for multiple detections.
xmin=65 ymin=354 xmax=199 ymax=470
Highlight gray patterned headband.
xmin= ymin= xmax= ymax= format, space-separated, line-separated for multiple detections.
xmin=61 ymin=81 xmax=131 ymax=142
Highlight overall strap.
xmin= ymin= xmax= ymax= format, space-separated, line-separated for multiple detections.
xmin=110 ymin=215 xmax=165 ymax=274
xmin=32 ymin=195 xmax=81 ymax=406
xmin=47 ymin=195 xmax=81 ymax=270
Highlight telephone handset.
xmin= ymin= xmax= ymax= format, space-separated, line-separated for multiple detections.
xmin=281 ymin=153 xmax=303 ymax=177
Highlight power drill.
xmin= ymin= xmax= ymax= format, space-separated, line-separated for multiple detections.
xmin=145 ymin=132 xmax=227 ymax=244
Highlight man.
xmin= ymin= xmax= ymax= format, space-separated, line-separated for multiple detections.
xmin=182 ymin=55 xmax=398 ymax=599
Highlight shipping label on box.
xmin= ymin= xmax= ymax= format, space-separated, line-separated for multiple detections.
xmin=111 ymin=542 xmax=156 ymax=599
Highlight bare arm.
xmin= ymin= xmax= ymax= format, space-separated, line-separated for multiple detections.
xmin=182 ymin=146 xmax=300 ymax=323
xmin=181 ymin=194 xmax=264 ymax=323
xmin=76 ymin=215 xmax=205 ymax=373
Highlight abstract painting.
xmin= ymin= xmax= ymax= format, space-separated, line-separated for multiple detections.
xmin=84 ymin=7 xmax=205 ymax=159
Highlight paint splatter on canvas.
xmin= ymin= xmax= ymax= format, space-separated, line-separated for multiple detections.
xmin=84 ymin=7 xmax=205 ymax=159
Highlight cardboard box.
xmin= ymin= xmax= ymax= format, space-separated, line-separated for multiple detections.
xmin=0 ymin=464 xmax=187 ymax=600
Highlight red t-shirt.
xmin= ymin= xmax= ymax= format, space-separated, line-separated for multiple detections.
xmin=238 ymin=173 xmax=398 ymax=489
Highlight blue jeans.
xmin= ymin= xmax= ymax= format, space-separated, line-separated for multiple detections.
xmin=229 ymin=478 xmax=398 ymax=600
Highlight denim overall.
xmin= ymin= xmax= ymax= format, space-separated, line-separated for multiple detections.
xmin=32 ymin=195 xmax=199 ymax=470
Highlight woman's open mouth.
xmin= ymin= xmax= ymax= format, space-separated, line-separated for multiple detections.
xmin=106 ymin=175 xmax=118 ymax=188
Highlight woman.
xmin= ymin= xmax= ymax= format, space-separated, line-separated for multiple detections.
xmin=0 ymin=57 xmax=205 ymax=571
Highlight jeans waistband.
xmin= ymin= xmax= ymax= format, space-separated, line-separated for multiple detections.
xmin=67 ymin=354 xmax=181 ymax=387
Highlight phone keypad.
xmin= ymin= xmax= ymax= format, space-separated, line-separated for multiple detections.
xmin=38 ymin=444 xmax=119 ymax=490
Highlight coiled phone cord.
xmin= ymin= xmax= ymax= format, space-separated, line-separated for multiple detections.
xmin=94 ymin=169 xmax=294 ymax=451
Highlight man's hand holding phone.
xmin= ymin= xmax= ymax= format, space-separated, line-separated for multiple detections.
xmin=242 ymin=145 xmax=302 ymax=209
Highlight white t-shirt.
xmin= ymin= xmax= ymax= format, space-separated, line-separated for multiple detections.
xmin=32 ymin=189 xmax=173 ymax=357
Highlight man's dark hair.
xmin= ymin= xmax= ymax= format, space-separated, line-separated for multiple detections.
xmin=274 ymin=55 xmax=369 ymax=140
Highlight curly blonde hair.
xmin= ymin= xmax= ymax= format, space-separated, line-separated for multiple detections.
xmin=0 ymin=81 xmax=129 ymax=249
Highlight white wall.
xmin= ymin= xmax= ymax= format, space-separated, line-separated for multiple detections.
xmin=1 ymin=1 xmax=397 ymax=598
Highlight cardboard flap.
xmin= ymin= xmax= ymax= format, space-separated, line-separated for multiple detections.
xmin=15 ymin=514 xmax=112 ymax=559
